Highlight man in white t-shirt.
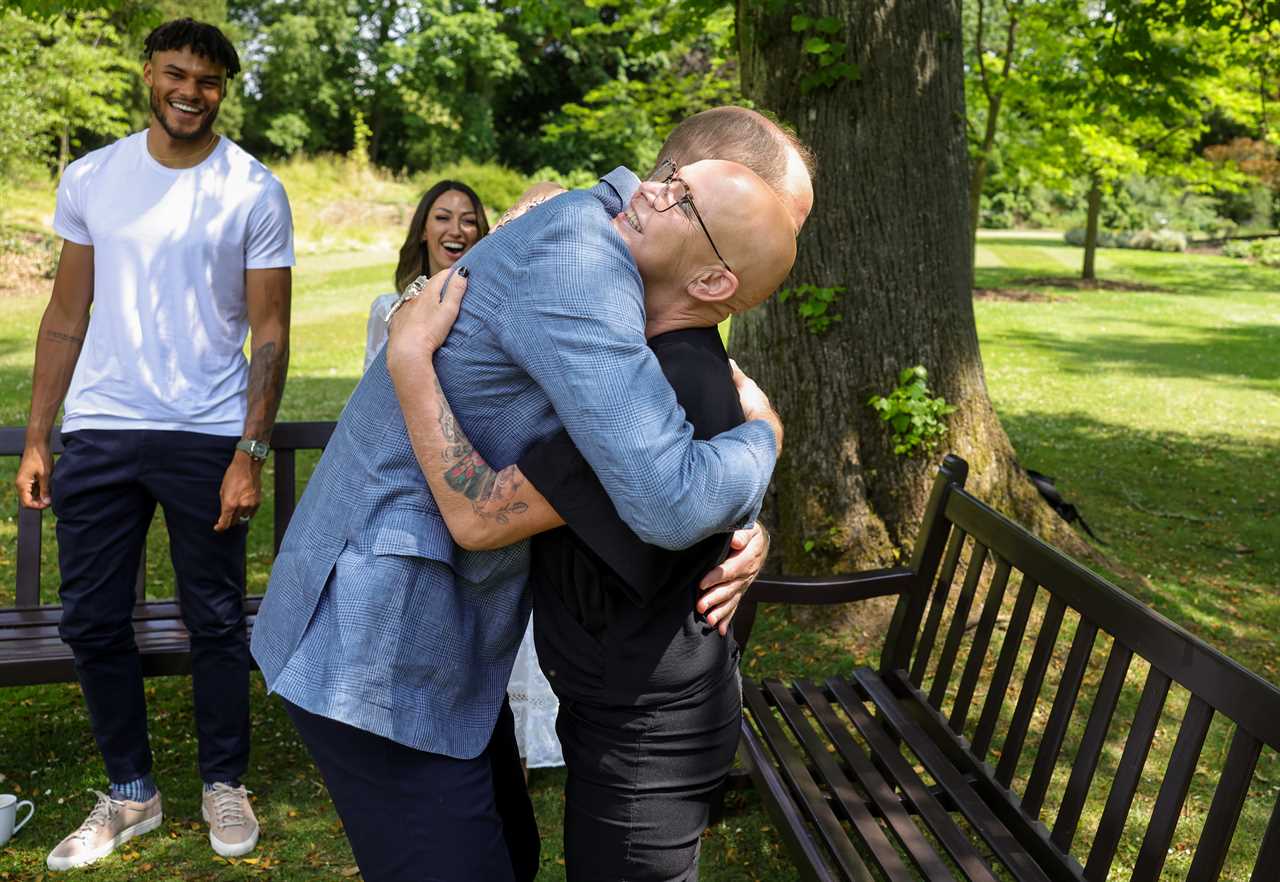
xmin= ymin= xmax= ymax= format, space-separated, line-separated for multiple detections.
xmin=14 ymin=19 xmax=293 ymax=871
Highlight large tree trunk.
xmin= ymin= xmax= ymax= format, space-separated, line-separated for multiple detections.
xmin=734 ymin=0 xmax=1087 ymax=575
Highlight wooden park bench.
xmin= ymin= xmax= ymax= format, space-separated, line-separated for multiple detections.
xmin=735 ymin=455 xmax=1280 ymax=882
xmin=0 ymin=421 xmax=334 ymax=687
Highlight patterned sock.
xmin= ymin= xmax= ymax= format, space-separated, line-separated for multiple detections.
xmin=109 ymin=773 xmax=157 ymax=802
xmin=204 ymin=780 xmax=240 ymax=793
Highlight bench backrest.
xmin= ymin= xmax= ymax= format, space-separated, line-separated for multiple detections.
xmin=0 ymin=422 xmax=335 ymax=609
xmin=882 ymin=455 xmax=1280 ymax=882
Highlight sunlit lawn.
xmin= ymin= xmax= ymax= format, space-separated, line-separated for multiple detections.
xmin=1 ymin=226 xmax=1277 ymax=880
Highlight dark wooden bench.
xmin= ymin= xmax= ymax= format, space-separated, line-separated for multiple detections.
xmin=0 ymin=421 xmax=335 ymax=687
xmin=735 ymin=455 xmax=1280 ymax=882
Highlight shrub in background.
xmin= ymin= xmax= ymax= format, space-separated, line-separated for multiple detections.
xmin=1064 ymin=227 xmax=1187 ymax=252
xmin=1222 ymin=237 xmax=1280 ymax=267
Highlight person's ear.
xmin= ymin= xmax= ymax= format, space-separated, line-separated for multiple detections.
xmin=143 ymin=61 xmax=154 ymax=89
xmin=686 ymin=267 xmax=738 ymax=304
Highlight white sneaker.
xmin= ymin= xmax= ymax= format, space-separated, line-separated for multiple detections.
xmin=202 ymin=783 xmax=260 ymax=857
xmin=46 ymin=790 xmax=163 ymax=871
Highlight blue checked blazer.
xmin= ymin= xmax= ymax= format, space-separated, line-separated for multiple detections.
xmin=251 ymin=169 xmax=778 ymax=758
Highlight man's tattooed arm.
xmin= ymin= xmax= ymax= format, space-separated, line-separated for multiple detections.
xmin=243 ymin=339 xmax=289 ymax=441
xmin=434 ymin=379 xmax=529 ymax=525
xmin=45 ymin=330 xmax=84 ymax=345
xmin=241 ymin=267 xmax=292 ymax=445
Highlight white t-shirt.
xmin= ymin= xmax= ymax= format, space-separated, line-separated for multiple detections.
xmin=53 ymin=130 xmax=294 ymax=435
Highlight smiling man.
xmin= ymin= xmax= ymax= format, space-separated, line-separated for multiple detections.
xmin=15 ymin=18 xmax=293 ymax=870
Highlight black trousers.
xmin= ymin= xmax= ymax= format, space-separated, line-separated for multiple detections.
xmin=556 ymin=674 xmax=742 ymax=882
xmin=284 ymin=698 xmax=540 ymax=882
xmin=52 ymin=429 xmax=250 ymax=785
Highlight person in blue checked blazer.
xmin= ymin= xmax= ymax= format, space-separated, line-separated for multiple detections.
xmin=251 ymin=107 xmax=812 ymax=882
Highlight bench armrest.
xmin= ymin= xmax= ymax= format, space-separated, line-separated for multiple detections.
xmin=734 ymin=566 xmax=914 ymax=650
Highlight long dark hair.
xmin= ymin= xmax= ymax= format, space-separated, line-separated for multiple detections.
xmin=395 ymin=181 xmax=490 ymax=293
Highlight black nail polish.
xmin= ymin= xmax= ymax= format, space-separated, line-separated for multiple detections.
xmin=458 ymin=265 xmax=470 ymax=278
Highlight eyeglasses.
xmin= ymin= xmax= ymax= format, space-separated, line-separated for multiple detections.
xmin=647 ymin=159 xmax=733 ymax=274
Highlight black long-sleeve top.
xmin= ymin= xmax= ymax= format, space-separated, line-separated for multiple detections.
xmin=517 ymin=327 xmax=744 ymax=706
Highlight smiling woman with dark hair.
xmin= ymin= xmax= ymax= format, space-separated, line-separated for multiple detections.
xmin=365 ymin=181 xmax=489 ymax=370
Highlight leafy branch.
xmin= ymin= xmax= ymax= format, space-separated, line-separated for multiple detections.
xmin=791 ymin=13 xmax=859 ymax=93
xmin=868 ymin=366 xmax=957 ymax=456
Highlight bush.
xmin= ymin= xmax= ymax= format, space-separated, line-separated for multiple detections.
xmin=1222 ymin=237 xmax=1280 ymax=267
xmin=1063 ymin=227 xmax=1187 ymax=253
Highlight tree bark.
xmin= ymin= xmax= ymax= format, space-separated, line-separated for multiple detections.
xmin=1082 ymin=178 xmax=1101 ymax=280
xmin=734 ymin=0 xmax=1088 ymax=575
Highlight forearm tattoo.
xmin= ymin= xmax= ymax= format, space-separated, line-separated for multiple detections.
xmin=434 ymin=378 xmax=528 ymax=524
xmin=246 ymin=340 xmax=288 ymax=435
xmin=45 ymin=330 xmax=84 ymax=345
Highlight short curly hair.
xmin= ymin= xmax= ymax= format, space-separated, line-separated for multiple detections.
xmin=143 ymin=18 xmax=240 ymax=79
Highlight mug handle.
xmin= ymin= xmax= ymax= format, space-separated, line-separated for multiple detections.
xmin=13 ymin=800 xmax=33 ymax=834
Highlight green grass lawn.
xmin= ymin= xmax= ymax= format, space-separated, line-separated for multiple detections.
xmin=1 ymin=222 xmax=1277 ymax=880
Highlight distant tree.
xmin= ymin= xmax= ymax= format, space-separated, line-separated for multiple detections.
xmin=0 ymin=12 xmax=46 ymax=192
xmin=25 ymin=10 xmax=133 ymax=175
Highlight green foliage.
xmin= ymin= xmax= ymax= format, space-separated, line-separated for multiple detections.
xmin=0 ymin=12 xmax=45 ymax=200
xmin=0 ymin=8 xmax=133 ymax=175
xmin=1222 ymin=237 xmax=1280 ymax=267
xmin=777 ymin=283 xmax=843 ymax=334
xmin=790 ymin=13 xmax=858 ymax=94
xmin=1063 ymin=227 xmax=1188 ymax=252
xmin=536 ymin=2 xmax=742 ymax=175
xmin=867 ymin=366 xmax=956 ymax=457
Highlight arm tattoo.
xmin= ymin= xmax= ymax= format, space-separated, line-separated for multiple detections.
xmin=45 ymin=330 xmax=84 ymax=345
xmin=246 ymin=340 xmax=288 ymax=436
xmin=434 ymin=378 xmax=529 ymax=524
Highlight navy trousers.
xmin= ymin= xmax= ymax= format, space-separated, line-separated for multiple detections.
xmin=284 ymin=698 xmax=540 ymax=882
xmin=52 ymin=429 xmax=250 ymax=785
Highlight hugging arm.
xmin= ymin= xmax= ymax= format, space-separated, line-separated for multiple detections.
xmin=387 ymin=269 xmax=769 ymax=629
xmin=387 ymin=271 xmax=564 ymax=551
xmin=499 ymin=202 xmax=779 ymax=549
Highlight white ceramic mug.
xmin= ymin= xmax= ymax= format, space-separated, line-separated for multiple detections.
xmin=0 ymin=793 xmax=34 ymax=846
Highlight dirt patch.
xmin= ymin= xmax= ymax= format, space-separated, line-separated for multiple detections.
xmin=973 ymin=287 xmax=1073 ymax=303
xmin=1015 ymin=276 xmax=1168 ymax=292
xmin=0 ymin=229 xmax=56 ymax=297
xmin=314 ymin=199 xmax=407 ymax=228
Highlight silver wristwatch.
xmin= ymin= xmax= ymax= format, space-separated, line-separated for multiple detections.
xmin=235 ymin=439 xmax=270 ymax=462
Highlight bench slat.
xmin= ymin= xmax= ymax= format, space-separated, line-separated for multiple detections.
xmin=1022 ymin=620 xmax=1098 ymax=818
xmin=971 ymin=573 xmax=1039 ymax=759
xmin=274 ymin=447 xmax=297 ymax=554
xmin=928 ymin=541 xmax=989 ymax=709
xmin=828 ymin=675 xmax=1004 ymax=882
xmin=795 ymin=680 xmax=957 ymax=882
xmin=1186 ymin=725 xmax=1262 ymax=882
xmin=765 ymin=680 xmax=912 ymax=880
xmin=910 ymin=528 xmax=966 ymax=687
xmin=945 ymin=490 xmax=1280 ymax=751
xmin=950 ymin=555 xmax=1013 ymax=735
xmin=996 ymin=594 xmax=1067 ymax=788
xmin=1050 ymin=642 xmax=1133 ymax=851
xmin=743 ymin=681 xmax=875 ymax=882
xmin=1250 ymin=794 xmax=1280 ymax=882
xmin=850 ymin=670 xmax=1055 ymax=882
xmin=1083 ymin=667 xmax=1171 ymax=882
xmin=737 ymin=716 xmax=842 ymax=882
xmin=1130 ymin=694 xmax=1213 ymax=882
xmin=15 ymin=505 xmax=43 ymax=608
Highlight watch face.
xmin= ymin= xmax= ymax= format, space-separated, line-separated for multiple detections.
xmin=239 ymin=440 xmax=269 ymax=460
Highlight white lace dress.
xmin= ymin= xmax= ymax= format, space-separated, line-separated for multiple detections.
xmin=364 ymin=294 xmax=564 ymax=767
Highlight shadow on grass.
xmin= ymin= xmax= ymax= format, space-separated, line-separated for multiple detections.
xmin=977 ymin=249 xmax=1280 ymax=298
xmin=996 ymin=408 xmax=1279 ymax=680
xmin=985 ymin=321 xmax=1280 ymax=389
